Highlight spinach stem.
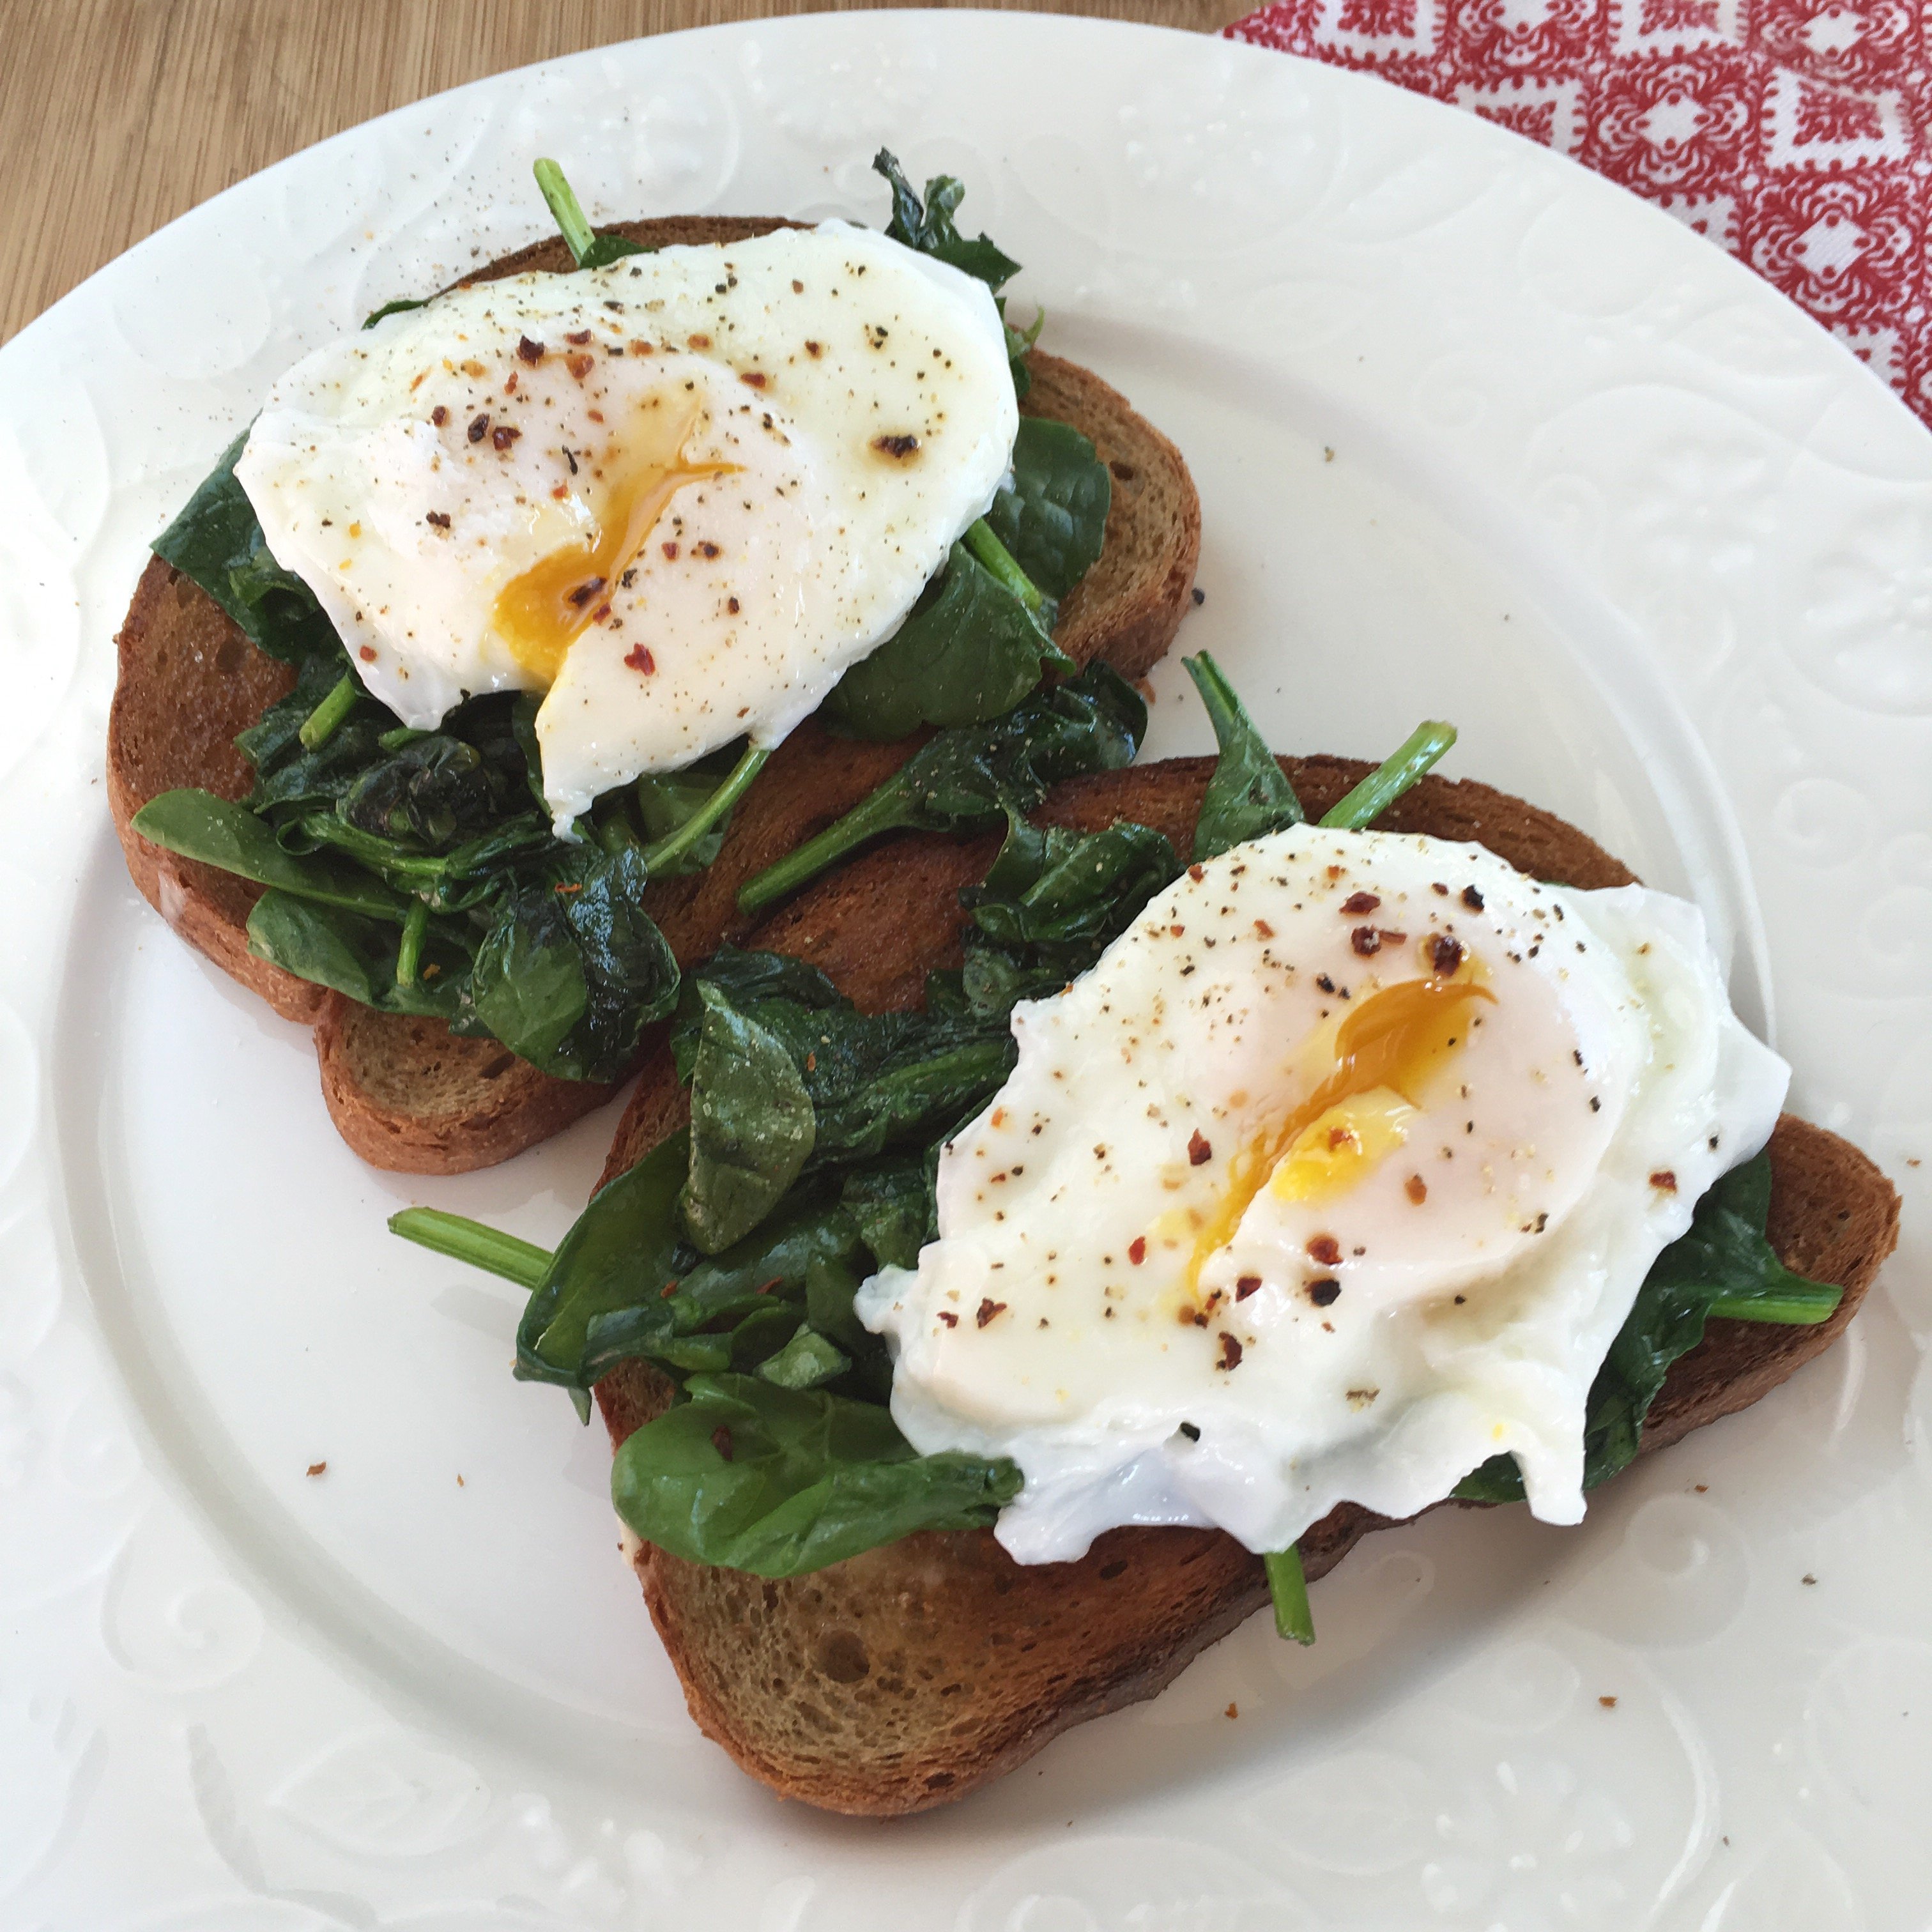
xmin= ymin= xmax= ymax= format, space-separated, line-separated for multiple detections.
xmin=1709 ymin=1285 xmax=1843 ymax=1324
xmin=963 ymin=519 xmax=1041 ymax=612
xmin=1319 ymin=721 xmax=1457 ymax=830
xmin=533 ymin=158 xmax=596 ymax=267
xmin=388 ymin=1208 xmax=553 ymax=1289
xmin=737 ymin=779 xmax=908 ymax=916
xmin=1264 ymin=1544 xmax=1315 ymax=1644
xmin=643 ymin=741 xmax=770 ymax=875
xmin=394 ymin=899 xmax=428 ymax=986
xmin=298 ymin=673 xmax=358 ymax=751
xmin=378 ymin=724 xmax=431 ymax=753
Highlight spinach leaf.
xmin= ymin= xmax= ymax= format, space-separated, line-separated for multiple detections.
xmin=1453 ymin=1151 xmax=1841 ymax=1503
xmin=132 ymin=789 xmax=408 ymax=919
xmin=245 ymin=890 xmax=468 ymax=1020
xmin=1185 ymin=651 xmax=1304 ymax=861
xmin=681 ymin=981 xmax=817 ymax=1255
xmin=468 ymin=843 xmax=678 ymax=1082
xmin=363 ymin=296 xmax=428 ymax=329
xmin=955 ymin=816 xmax=1179 ymax=1020
xmin=610 ymin=1372 xmax=1021 ymax=1577
xmin=339 ymin=732 xmax=530 ymax=851
xmin=152 ymin=431 xmax=340 ymax=666
xmin=839 ymin=1158 xmax=933 ymax=1270
xmin=873 ymin=149 xmax=1020 ymax=295
xmin=756 ymin=1327 xmax=851 ymax=1392
xmin=738 ymin=660 xmax=1147 ymax=914
xmin=821 ymin=540 xmax=1059 ymax=742
xmin=985 ymin=417 xmax=1112 ymax=602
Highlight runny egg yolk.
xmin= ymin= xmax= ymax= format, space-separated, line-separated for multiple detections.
xmin=490 ymin=395 xmax=739 ymax=686
xmin=1178 ymin=950 xmax=1496 ymax=1312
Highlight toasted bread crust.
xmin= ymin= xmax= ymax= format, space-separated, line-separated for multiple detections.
xmin=106 ymin=215 xmax=1201 ymax=1172
xmin=592 ymin=759 xmax=1899 ymax=1816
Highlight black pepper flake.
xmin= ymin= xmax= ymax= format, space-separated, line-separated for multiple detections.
xmin=567 ymin=576 xmax=608 ymax=608
xmin=695 ymin=540 xmax=721 ymax=558
xmin=430 ymin=404 xmax=448 ymax=426
xmin=516 ymin=335 xmax=545 ymax=363
xmin=466 ymin=413 xmax=490 ymax=442
xmin=1462 ymin=885 xmax=1485 ymax=911
xmin=1351 ymin=926 xmax=1383 ymax=956
xmin=872 ymin=432 xmax=919 ymax=458
xmin=1430 ymin=934 xmax=1465 ymax=976
xmin=1179 ymin=1422 xmax=1201 ymax=1441
xmin=491 ymin=424 xmax=520 ymax=450
xmin=1317 ymin=973 xmax=1337 ymax=993
xmin=1191 ymin=586 xmax=1206 ymax=606
xmin=425 ymin=510 xmax=451 ymax=530
xmin=1308 ymin=1278 xmax=1342 ymax=1307
xmin=1341 ymin=891 xmax=1381 ymax=914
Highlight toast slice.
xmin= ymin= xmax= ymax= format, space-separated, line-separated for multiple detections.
xmin=589 ymin=755 xmax=1901 ymax=1815
xmin=107 ymin=215 xmax=1202 ymax=1174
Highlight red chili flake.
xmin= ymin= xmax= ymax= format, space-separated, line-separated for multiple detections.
xmin=565 ymin=329 xmax=592 ymax=346
xmin=1254 ymin=919 xmax=1274 ymax=939
xmin=565 ymin=352 xmax=595 ymax=379
xmin=592 ymin=603 xmax=612 ymax=624
xmin=710 ymin=1426 xmax=734 ymax=1462
xmin=804 ymin=339 xmax=823 ymax=358
xmin=1235 ymin=1275 xmax=1262 ymax=1301
xmin=687 ymin=332 xmax=712 ymax=349
xmin=1307 ymin=1278 xmax=1341 ymax=1306
xmin=1379 ymin=928 xmax=1409 ymax=946
xmin=1128 ymin=1236 xmax=1147 ymax=1266
xmin=1351 ymin=926 xmax=1382 ymax=956
xmin=695 ymin=540 xmax=721 ymax=558
xmin=805 ymin=1053 xmax=816 ymax=1072
xmin=662 ymin=541 xmax=679 ymax=559
xmin=1650 ymin=1169 xmax=1678 ymax=1192
xmin=937 ymin=1310 xmax=958 ymax=1328
xmin=491 ymin=425 xmax=520 ymax=450
xmin=1404 ymin=1174 xmax=1427 ymax=1204
xmin=1307 ymin=1234 xmax=1342 ymax=1266
xmin=430 ymin=404 xmax=448 ymax=426
xmin=553 ymin=881 xmax=582 ymax=895
xmin=1169 ymin=923 xmax=1186 ymax=938
xmin=1431 ymin=882 xmax=1449 ymax=896
xmin=566 ymin=576 xmax=607 ymax=608
xmin=1326 ymin=864 xmax=1344 ymax=880
xmin=358 ymin=645 xmax=377 ymax=662
xmin=871 ymin=433 xmax=919 ymax=459
xmin=741 ymin=370 xmax=768 ymax=388
xmin=1188 ymin=1130 xmax=1212 ymax=1165
xmin=976 ymin=1298 xmax=1007 ymax=1329
xmin=502 ymin=371 xmax=518 ymax=394
xmin=305 ymin=1461 xmax=326 ymax=1477
xmin=756 ymin=1277 xmax=782 ymax=1296
xmin=726 ymin=596 xmax=740 ymax=615
xmin=1430 ymin=935 xmax=1465 ymax=976
xmin=630 ymin=338 xmax=656 ymax=355
xmin=1462 ymin=885 xmax=1485 ymax=911
xmin=1188 ymin=863 xmax=1205 ymax=882
xmin=466 ymin=413 xmax=490 ymax=442
xmin=425 ymin=510 xmax=451 ymax=529
xmin=660 ymin=1279 xmax=678 ymax=1299
xmin=1341 ymin=891 xmax=1381 ymax=914
xmin=625 ymin=644 xmax=656 ymax=674
xmin=516 ymin=336 xmax=545 ymax=363
xmin=1217 ymin=1333 xmax=1244 ymax=1370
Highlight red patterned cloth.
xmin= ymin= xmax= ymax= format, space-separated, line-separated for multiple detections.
xmin=1225 ymin=0 xmax=1932 ymax=426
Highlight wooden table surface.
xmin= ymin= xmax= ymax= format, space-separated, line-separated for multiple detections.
xmin=3 ymin=0 xmax=1241 ymax=345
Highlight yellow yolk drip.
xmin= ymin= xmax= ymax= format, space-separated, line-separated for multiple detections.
xmin=1177 ymin=963 xmax=1496 ymax=1310
xmin=491 ymin=397 xmax=737 ymax=686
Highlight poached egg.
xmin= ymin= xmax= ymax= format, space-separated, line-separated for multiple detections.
xmin=234 ymin=224 xmax=1019 ymax=831
xmin=857 ymin=829 xmax=1788 ymax=1563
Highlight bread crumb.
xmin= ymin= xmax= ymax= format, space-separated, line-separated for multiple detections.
xmin=1598 ymin=1695 xmax=1617 ymax=1708
xmin=1134 ymin=677 xmax=1156 ymax=704
xmin=1802 ymin=1573 xmax=1818 ymax=1585
xmin=457 ymin=1474 xmax=466 ymax=1487
xmin=1694 ymin=1483 xmax=1708 ymax=1492
xmin=305 ymin=1461 xmax=327 ymax=1478
xmin=1225 ymin=1702 xmax=1238 ymax=1719
xmin=1323 ymin=447 xmax=1335 ymax=462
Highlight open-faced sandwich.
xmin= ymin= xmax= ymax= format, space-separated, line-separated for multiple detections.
xmin=401 ymin=655 xmax=1900 ymax=1814
xmin=109 ymin=155 xmax=1199 ymax=1170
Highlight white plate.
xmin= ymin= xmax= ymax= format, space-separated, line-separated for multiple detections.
xmin=2 ymin=12 xmax=1926 ymax=1926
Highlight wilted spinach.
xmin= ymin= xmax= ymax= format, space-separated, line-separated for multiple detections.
xmin=1454 ymin=1151 xmax=1841 ymax=1503
xmin=610 ymin=1373 xmax=1019 ymax=1577
xmin=983 ymin=417 xmax=1112 ymax=603
xmin=738 ymin=661 xmax=1146 ymax=913
xmin=1185 ymin=652 xmax=1303 ymax=860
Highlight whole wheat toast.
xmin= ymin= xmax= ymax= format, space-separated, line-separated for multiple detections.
xmin=589 ymin=754 xmax=1901 ymax=1815
xmin=107 ymin=213 xmax=1202 ymax=1174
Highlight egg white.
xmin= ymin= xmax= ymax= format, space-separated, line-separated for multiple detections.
xmin=857 ymin=828 xmax=1790 ymax=1564
xmin=234 ymin=223 xmax=1018 ymax=831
